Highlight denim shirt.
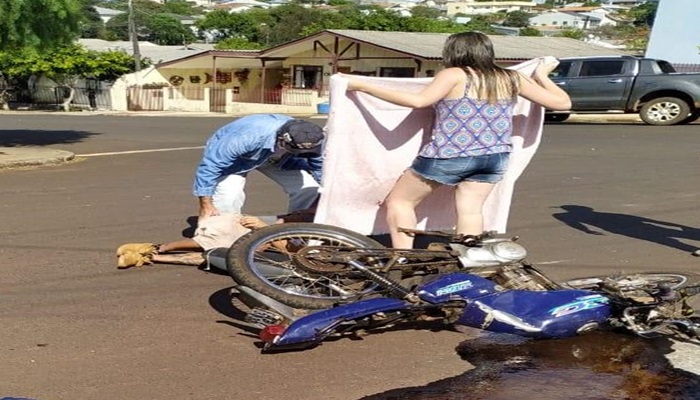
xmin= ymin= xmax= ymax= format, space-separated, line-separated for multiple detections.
xmin=193 ymin=114 xmax=324 ymax=197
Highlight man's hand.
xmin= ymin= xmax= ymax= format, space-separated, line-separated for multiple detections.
xmin=198 ymin=196 xmax=220 ymax=220
xmin=240 ymin=216 xmax=269 ymax=230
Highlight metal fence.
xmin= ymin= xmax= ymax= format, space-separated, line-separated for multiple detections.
xmin=672 ymin=63 xmax=700 ymax=73
xmin=1 ymin=85 xmax=111 ymax=110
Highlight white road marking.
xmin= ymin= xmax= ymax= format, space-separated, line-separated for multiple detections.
xmin=78 ymin=146 xmax=204 ymax=157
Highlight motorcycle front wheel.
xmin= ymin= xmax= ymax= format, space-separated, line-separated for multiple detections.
xmin=227 ymin=223 xmax=386 ymax=310
xmin=563 ymin=272 xmax=698 ymax=292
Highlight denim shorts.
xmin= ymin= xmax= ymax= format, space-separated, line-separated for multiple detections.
xmin=410 ymin=153 xmax=510 ymax=185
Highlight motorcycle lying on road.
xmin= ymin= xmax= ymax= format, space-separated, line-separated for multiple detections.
xmin=213 ymin=223 xmax=700 ymax=352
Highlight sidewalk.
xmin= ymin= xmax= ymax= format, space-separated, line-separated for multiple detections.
xmin=0 ymin=111 xmax=643 ymax=169
xmin=0 ymin=147 xmax=75 ymax=169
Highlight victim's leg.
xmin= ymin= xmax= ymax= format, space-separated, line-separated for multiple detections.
xmin=454 ymin=180 xmax=496 ymax=236
xmin=151 ymin=252 xmax=205 ymax=266
xmin=384 ymin=170 xmax=440 ymax=249
xmin=158 ymin=238 xmax=203 ymax=253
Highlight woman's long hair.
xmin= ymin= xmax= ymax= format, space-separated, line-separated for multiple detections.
xmin=442 ymin=32 xmax=520 ymax=103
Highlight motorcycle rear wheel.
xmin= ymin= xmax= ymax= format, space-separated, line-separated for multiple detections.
xmin=227 ymin=223 xmax=386 ymax=310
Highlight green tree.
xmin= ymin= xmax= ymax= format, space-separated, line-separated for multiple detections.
xmin=410 ymin=6 xmax=442 ymax=20
xmin=629 ymin=1 xmax=657 ymax=27
xmin=215 ymin=37 xmax=264 ymax=50
xmin=461 ymin=15 xmax=496 ymax=34
xmin=146 ymin=14 xmax=196 ymax=45
xmin=162 ymin=0 xmax=204 ymax=16
xmin=0 ymin=45 xmax=139 ymax=110
xmin=519 ymin=27 xmax=542 ymax=37
xmin=78 ymin=0 xmax=106 ymax=39
xmin=0 ymin=0 xmax=82 ymax=51
xmin=557 ymin=28 xmax=585 ymax=40
xmin=503 ymin=11 xmax=531 ymax=28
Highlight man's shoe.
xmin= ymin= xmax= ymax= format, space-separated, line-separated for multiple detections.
xmin=692 ymin=250 xmax=700 ymax=257
xmin=117 ymin=251 xmax=154 ymax=269
xmin=117 ymin=243 xmax=158 ymax=256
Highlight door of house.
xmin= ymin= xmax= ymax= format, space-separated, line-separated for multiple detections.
xmin=209 ymin=88 xmax=226 ymax=113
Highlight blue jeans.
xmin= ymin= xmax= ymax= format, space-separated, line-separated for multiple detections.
xmin=410 ymin=153 xmax=510 ymax=185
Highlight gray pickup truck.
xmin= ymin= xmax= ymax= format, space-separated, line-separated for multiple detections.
xmin=546 ymin=56 xmax=700 ymax=125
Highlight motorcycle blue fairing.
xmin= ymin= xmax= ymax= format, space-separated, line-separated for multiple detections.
xmin=416 ymin=272 xmax=501 ymax=304
xmin=268 ymin=272 xmax=612 ymax=348
xmin=457 ymin=290 xmax=611 ymax=338
xmin=273 ymin=297 xmax=411 ymax=347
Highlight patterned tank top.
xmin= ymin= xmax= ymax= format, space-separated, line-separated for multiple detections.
xmin=419 ymin=87 xmax=516 ymax=158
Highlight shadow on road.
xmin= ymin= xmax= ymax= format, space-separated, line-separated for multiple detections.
xmin=552 ymin=205 xmax=700 ymax=254
xmin=361 ymin=332 xmax=700 ymax=400
xmin=0 ymin=129 xmax=98 ymax=146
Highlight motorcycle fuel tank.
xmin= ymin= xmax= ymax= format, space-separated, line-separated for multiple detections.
xmin=457 ymin=290 xmax=612 ymax=339
xmin=417 ymin=272 xmax=502 ymax=304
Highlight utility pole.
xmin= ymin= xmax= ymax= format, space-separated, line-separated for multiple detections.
xmin=128 ymin=0 xmax=142 ymax=72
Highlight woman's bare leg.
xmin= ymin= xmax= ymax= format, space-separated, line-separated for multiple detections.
xmin=384 ymin=170 xmax=440 ymax=249
xmin=454 ymin=180 xmax=496 ymax=235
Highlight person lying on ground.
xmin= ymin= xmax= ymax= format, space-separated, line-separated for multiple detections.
xmin=116 ymin=208 xmax=315 ymax=269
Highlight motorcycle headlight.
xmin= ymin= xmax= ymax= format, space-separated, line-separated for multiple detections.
xmin=491 ymin=241 xmax=527 ymax=261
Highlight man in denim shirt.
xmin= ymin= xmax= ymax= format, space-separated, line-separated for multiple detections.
xmin=193 ymin=114 xmax=324 ymax=220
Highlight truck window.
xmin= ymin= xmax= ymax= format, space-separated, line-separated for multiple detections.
xmin=549 ymin=61 xmax=572 ymax=78
xmin=656 ymin=60 xmax=677 ymax=74
xmin=578 ymin=60 xmax=625 ymax=77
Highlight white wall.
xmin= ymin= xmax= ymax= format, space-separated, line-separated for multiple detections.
xmin=646 ymin=0 xmax=700 ymax=64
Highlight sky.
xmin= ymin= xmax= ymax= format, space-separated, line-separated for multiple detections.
xmin=646 ymin=0 xmax=700 ymax=64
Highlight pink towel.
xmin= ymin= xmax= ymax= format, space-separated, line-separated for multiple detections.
xmin=315 ymin=58 xmax=552 ymax=235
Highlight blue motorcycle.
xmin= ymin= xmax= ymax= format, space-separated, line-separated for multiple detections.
xmin=221 ymin=223 xmax=700 ymax=352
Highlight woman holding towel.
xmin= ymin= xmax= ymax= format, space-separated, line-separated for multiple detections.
xmin=346 ymin=31 xmax=571 ymax=249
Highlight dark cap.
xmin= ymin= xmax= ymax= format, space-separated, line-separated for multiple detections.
xmin=277 ymin=119 xmax=325 ymax=154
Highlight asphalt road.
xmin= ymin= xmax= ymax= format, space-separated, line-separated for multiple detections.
xmin=1 ymin=115 xmax=699 ymax=400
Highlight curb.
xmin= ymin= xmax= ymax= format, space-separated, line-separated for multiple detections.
xmin=0 ymin=149 xmax=75 ymax=169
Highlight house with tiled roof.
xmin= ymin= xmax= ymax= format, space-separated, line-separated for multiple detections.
xmin=113 ymin=29 xmax=629 ymax=113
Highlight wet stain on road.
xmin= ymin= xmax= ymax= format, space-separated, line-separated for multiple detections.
xmin=361 ymin=332 xmax=700 ymax=400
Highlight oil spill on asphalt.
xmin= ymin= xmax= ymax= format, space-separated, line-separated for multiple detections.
xmin=361 ymin=331 xmax=700 ymax=400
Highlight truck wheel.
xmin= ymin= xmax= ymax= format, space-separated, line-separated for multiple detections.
xmin=639 ymin=97 xmax=690 ymax=126
xmin=544 ymin=113 xmax=570 ymax=123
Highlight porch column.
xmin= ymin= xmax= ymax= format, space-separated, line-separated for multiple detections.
xmin=260 ymin=59 xmax=267 ymax=104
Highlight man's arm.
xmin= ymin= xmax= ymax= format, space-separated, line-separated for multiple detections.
xmin=193 ymin=134 xmax=248 ymax=218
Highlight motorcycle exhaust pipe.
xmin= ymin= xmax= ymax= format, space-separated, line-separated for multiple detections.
xmin=230 ymin=285 xmax=300 ymax=323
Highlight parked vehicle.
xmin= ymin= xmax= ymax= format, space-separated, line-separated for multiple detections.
xmin=545 ymin=56 xmax=700 ymax=126
xmin=223 ymin=223 xmax=700 ymax=352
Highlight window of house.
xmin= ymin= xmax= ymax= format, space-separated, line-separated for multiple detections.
xmin=293 ymin=65 xmax=323 ymax=89
xmin=579 ymin=60 xmax=625 ymax=77
xmin=379 ymin=67 xmax=415 ymax=78
xmin=562 ymin=21 xmax=568 ymax=26
xmin=552 ymin=20 xmax=558 ymax=25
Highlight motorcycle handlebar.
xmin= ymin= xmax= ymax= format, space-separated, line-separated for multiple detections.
xmin=396 ymin=228 xmax=497 ymax=244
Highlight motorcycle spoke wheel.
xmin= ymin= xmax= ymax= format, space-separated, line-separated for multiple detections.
xmin=563 ymin=273 xmax=690 ymax=292
xmin=228 ymin=223 xmax=386 ymax=309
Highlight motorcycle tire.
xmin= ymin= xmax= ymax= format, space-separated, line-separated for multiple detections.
xmin=562 ymin=272 xmax=700 ymax=293
xmin=227 ymin=222 xmax=386 ymax=310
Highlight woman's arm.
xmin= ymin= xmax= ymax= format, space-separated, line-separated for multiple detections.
xmin=517 ymin=61 xmax=572 ymax=111
xmin=346 ymin=68 xmax=463 ymax=109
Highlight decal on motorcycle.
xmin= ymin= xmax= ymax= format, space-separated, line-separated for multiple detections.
xmin=436 ymin=280 xmax=473 ymax=296
xmin=548 ymin=295 xmax=609 ymax=318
